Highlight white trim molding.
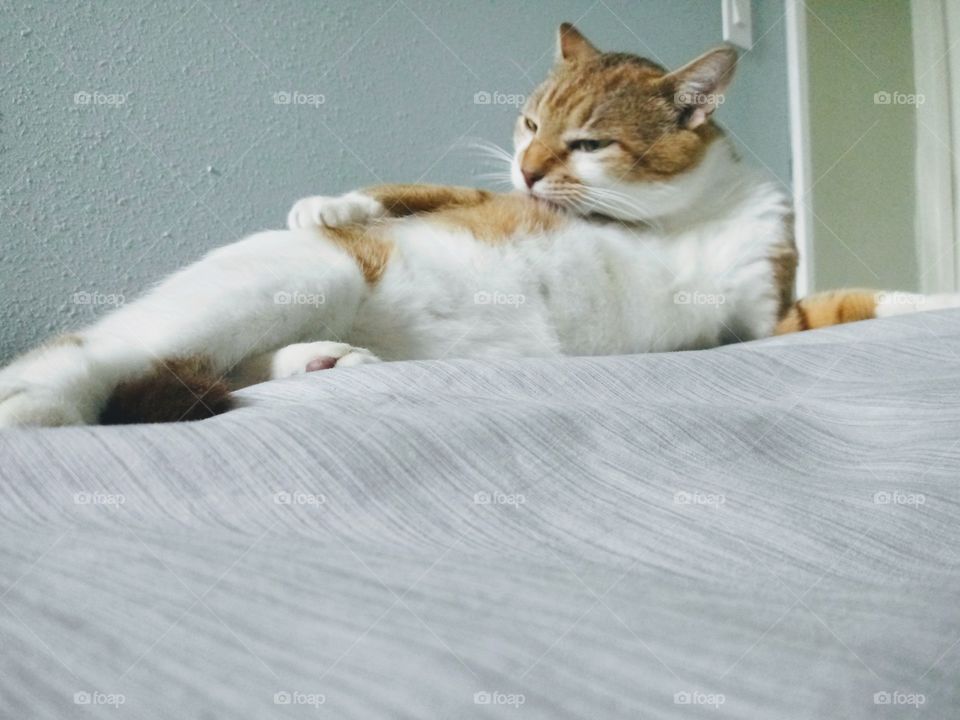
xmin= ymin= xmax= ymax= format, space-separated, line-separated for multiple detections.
xmin=912 ymin=0 xmax=959 ymax=293
xmin=784 ymin=0 xmax=814 ymax=296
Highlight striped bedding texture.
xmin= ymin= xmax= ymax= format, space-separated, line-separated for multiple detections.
xmin=1 ymin=311 xmax=959 ymax=719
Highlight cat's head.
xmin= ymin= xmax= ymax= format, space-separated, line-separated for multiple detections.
xmin=512 ymin=24 xmax=738 ymax=222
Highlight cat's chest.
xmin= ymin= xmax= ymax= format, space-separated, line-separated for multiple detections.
xmin=647 ymin=219 xmax=774 ymax=290
xmin=557 ymin=210 xmax=782 ymax=296
xmin=535 ymin=206 xmax=788 ymax=352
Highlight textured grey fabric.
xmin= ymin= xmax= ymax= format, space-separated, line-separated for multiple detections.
xmin=1 ymin=312 xmax=959 ymax=719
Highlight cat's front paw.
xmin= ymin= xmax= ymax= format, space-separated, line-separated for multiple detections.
xmin=287 ymin=192 xmax=385 ymax=230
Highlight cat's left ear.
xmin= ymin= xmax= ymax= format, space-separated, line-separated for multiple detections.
xmin=662 ymin=46 xmax=738 ymax=129
xmin=556 ymin=23 xmax=600 ymax=62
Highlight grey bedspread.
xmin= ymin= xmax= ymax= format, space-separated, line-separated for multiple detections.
xmin=2 ymin=311 xmax=959 ymax=719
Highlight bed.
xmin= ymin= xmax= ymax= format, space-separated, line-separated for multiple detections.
xmin=2 ymin=310 xmax=959 ymax=718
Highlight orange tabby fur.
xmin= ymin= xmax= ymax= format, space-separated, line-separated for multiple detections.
xmin=775 ymin=290 xmax=879 ymax=334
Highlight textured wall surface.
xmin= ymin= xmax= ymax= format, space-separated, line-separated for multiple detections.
xmin=0 ymin=0 xmax=790 ymax=361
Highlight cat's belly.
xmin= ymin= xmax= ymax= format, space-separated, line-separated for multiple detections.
xmin=342 ymin=210 xmax=784 ymax=359
xmin=346 ymin=221 xmax=563 ymax=360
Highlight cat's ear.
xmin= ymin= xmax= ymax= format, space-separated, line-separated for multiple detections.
xmin=663 ymin=46 xmax=738 ymax=129
xmin=557 ymin=23 xmax=600 ymax=63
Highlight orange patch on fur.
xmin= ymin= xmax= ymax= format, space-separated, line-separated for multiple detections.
xmin=325 ymin=225 xmax=394 ymax=284
xmin=775 ymin=290 xmax=878 ymax=335
xmin=770 ymin=215 xmax=799 ymax=319
xmin=431 ymin=193 xmax=567 ymax=243
xmin=369 ymin=184 xmax=491 ymax=217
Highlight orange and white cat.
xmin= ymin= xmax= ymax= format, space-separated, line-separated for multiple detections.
xmin=1 ymin=24 xmax=956 ymax=427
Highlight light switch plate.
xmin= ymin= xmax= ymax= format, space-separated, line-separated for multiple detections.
xmin=722 ymin=0 xmax=753 ymax=49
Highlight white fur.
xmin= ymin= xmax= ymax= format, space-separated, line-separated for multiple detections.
xmin=511 ymin=130 xmax=534 ymax=190
xmin=570 ymin=141 xmax=745 ymax=224
xmin=0 ymin=231 xmax=369 ymax=425
xmin=353 ymin=148 xmax=789 ymax=360
xmin=1 ymin=138 xmax=953 ymax=427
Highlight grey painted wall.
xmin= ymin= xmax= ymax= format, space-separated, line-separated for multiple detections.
xmin=0 ymin=0 xmax=790 ymax=361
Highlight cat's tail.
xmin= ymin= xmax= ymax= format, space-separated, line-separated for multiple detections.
xmin=99 ymin=356 xmax=234 ymax=424
xmin=775 ymin=290 xmax=960 ymax=334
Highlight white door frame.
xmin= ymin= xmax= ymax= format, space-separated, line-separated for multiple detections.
xmin=912 ymin=0 xmax=959 ymax=293
xmin=784 ymin=0 xmax=814 ymax=297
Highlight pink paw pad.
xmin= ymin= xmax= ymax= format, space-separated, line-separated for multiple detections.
xmin=305 ymin=356 xmax=338 ymax=372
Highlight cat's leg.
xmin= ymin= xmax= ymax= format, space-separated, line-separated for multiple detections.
xmin=287 ymin=184 xmax=491 ymax=229
xmin=0 ymin=230 xmax=368 ymax=427
xmin=231 ymin=341 xmax=381 ymax=387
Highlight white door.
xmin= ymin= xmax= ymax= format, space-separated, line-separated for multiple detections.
xmin=913 ymin=0 xmax=960 ymax=293
xmin=786 ymin=0 xmax=955 ymax=294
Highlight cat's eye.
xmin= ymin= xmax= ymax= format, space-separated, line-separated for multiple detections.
xmin=523 ymin=117 xmax=538 ymax=132
xmin=568 ymin=139 xmax=613 ymax=152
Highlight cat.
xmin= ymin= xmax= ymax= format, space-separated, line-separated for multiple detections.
xmin=1 ymin=23 xmax=956 ymax=427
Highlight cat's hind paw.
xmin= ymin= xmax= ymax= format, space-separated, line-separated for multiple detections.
xmin=270 ymin=341 xmax=380 ymax=380
xmin=287 ymin=192 xmax=385 ymax=230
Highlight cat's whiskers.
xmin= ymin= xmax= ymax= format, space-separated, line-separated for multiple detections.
xmin=533 ymin=183 xmax=586 ymax=203
xmin=579 ymin=195 xmax=629 ymax=219
xmin=475 ymin=171 xmax=515 ymax=188
xmin=586 ymin=186 xmax=644 ymax=209
xmin=584 ymin=193 xmax=637 ymax=218
xmin=581 ymin=187 xmax=664 ymax=230
xmin=460 ymin=138 xmax=515 ymax=166
xmin=459 ymin=138 xmax=516 ymax=190
xmin=459 ymin=138 xmax=659 ymax=227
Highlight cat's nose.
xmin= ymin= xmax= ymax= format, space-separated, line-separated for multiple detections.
xmin=522 ymin=169 xmax=544 ymax=189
